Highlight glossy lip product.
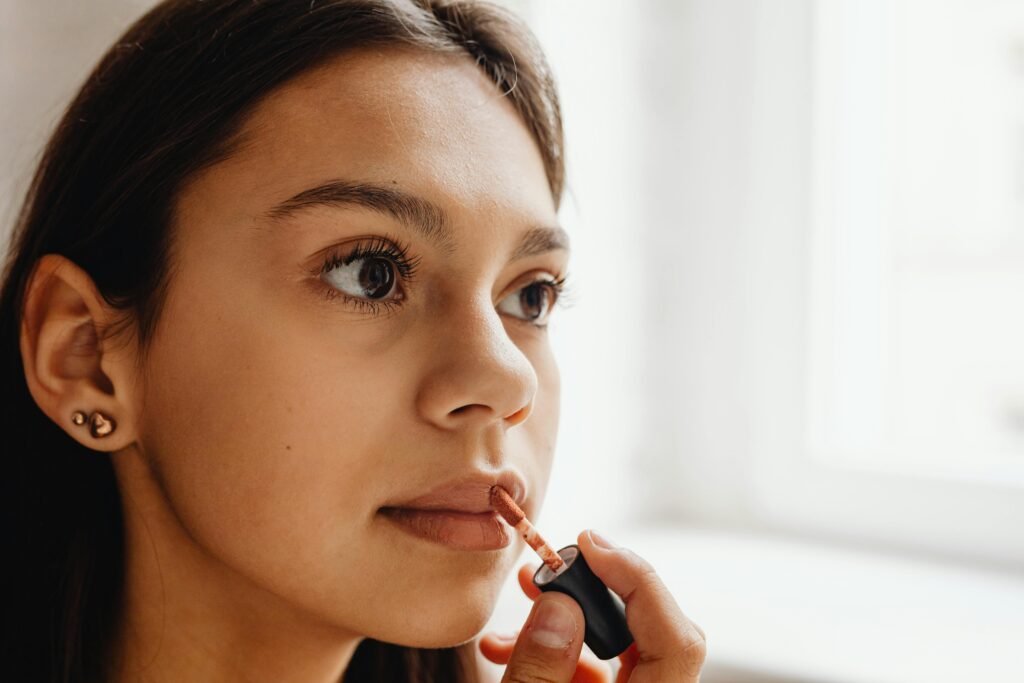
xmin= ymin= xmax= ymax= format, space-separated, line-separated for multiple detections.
xmin=490 ymin=485 xmax=635 ymax=660
xmin=380 ymin=507 xmax=511 ymax=551
xmin=378 ymin=471 xmax=526 ymax=551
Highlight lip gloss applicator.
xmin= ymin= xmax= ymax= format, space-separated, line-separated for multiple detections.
xmin=489 ymin=485 xmax=634 ymax=660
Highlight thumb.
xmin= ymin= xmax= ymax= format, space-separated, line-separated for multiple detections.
xmin=500 ymin=591 xmax=586 ymax=683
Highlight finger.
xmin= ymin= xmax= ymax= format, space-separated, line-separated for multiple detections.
xmin=517 ymin=562 xmax=542 ymax=600
xmin=570 ymin=659 xmax=612 ymax=683
xmin=478 ymin=630 xmax=519 ymax=663
xmin=614 ymin=642 xmax=640 ymax=683
xmin=480 ymin=632 xmax=613 ymax=683
xmin=568 ymin=646 xmax=612 ymax=683
xmin=499 ymin=591 xmax=586 ymax=683
xmin=515 ymin=562 xmax=609 ymax=682
xmin=578 ymin=530 xmax=706 ymax=678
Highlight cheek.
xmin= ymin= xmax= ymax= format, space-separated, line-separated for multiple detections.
xmin=136 ymin=271 xmax=413 ymax=617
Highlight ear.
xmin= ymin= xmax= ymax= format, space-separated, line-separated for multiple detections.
xmin=19 ymin=253 xmax=142 ymax=452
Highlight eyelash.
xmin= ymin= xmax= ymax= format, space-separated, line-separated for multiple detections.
xmin=316 ymin=237 xmax=571 ymax=327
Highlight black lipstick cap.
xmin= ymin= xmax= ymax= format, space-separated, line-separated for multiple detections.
xmin=531 ymin=544 xmax=634 ymax=660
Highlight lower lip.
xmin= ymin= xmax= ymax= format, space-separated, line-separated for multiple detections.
xmin=380 ymin=507 xmax=512 ymax=551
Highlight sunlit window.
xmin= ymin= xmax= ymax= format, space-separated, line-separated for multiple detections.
xmin=806 ymin=0 xmax=1024 ymax=482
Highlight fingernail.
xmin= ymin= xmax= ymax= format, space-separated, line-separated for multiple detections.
xmin=493 ymin=630 xmax=519 ymax=641
xmin=529 ymin=598 xmax=576 ymax=649
xmin=589 ymin=529 xmax=617 ymax=549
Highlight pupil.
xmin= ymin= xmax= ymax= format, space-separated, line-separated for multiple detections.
xmin=521 ymin=285 xmax=547 ymax=319
xmin=359 ymin=258 xmax=393 ymax=299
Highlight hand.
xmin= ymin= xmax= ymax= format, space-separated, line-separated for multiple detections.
xmin=478 ymin=529 xmax=706 ymax=682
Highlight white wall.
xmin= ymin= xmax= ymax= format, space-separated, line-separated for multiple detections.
xmin=0 ymin=1 xmax=159 ymax=239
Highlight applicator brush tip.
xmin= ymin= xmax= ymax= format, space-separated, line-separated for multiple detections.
xmin=489 ymin=485 xmax=524 ymax=525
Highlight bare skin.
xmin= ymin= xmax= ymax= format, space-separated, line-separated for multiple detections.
xmin=20 ymin=46 xmax=567 ymax=682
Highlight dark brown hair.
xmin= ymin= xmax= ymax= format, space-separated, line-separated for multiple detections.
xmin=0 ymin=1 xmax=564 ymax=681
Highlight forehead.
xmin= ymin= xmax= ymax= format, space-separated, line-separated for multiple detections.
xmin=210 ymin=46 xmax=554 ymax=218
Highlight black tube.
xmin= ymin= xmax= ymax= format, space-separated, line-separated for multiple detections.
xmin=532 ymin=544 xmax=634 ymax=660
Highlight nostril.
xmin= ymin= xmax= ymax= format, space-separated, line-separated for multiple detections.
xmin=450 ymin=404 xmax=486 ymax=417
xmin=446 ymin=403 xmax=529 ymax=423
xmin=505 ymin=405 xmax=530 ymax=425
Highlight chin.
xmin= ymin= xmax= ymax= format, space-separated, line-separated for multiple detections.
xmin=380 ymin=585 xmax=500 ymax=649
xmin=382 ymin=616 xmax=493 ymax=650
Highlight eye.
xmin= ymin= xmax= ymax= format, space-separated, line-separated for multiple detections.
xmin=317 ymin=236 xmax=420 ymax=315
xmin=497 ymin=276 xmax=567 ymax=327
xmin=324 ymin=255 xmax=397 ymax=301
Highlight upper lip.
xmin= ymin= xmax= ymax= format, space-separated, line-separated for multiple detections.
xmin=381 ymin=469 xmax=528 ymax=514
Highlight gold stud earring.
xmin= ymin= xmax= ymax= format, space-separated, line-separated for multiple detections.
xmin=71 ymin=410 xmax=116 ymax=438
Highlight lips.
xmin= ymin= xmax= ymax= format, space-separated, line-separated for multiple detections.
xmin=380 ymin=507 xmax=512 ymax=550
xmin=379 ymin=469 xmax=528 ymax=515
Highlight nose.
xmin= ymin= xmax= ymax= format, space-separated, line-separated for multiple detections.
xmin=415 ymin=295 xmax=538 ymax=431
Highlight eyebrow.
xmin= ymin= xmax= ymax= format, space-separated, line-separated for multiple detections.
xmin=261 ymin=179 xmax=570 ymax=260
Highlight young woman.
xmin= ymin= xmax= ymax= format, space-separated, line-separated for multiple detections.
xmin=0 ymin=1 xmax=706 ymax=681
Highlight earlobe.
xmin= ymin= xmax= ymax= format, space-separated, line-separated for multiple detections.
xmin=19 ymin=253 xmax=140 ymax=452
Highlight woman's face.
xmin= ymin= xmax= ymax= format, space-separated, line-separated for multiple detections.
xmin=120 ymin=47 xmax=567 ymax=647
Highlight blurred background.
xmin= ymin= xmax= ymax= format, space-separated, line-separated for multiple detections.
xmin=2 ymin=1 xmax=1022 ymax=681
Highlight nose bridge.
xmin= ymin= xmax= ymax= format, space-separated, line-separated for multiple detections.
xmin=418 ymin=292 xmax=538 ymax=427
